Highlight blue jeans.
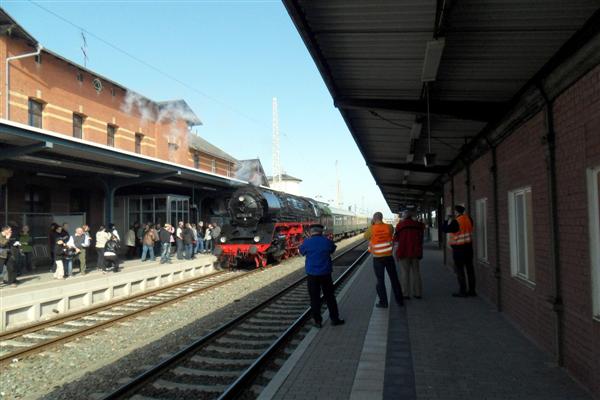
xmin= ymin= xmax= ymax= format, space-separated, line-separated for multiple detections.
xmin=141 ymin=244 xmax=155 ymax=261
xmin=205 ymin=239 xmax=213 ymax=252
xmin=195 ymin=239 xmax=204 ymax=253
xmin=184 ymin=244 xmax=193 ymax=260
xmin=160 ymin=242 xmax=171 ymax=263
xmin=65 ymin=259 xmax=73 ymax=277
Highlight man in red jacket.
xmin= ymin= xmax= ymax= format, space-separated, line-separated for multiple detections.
xmin=394 ymin=210 xmax=425 ymax=299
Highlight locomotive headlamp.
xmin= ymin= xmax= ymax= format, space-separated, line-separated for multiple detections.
xmin=253 ymin=236 xmax=261 ymax=243
xmin=220 ymin=236 xmax=226 ymax=243
xmin=239 ymin=196 xmax=245 ymax=202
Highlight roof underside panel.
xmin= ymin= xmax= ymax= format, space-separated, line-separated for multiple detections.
xmin=286 ymin=0 xmax=599 ymax=211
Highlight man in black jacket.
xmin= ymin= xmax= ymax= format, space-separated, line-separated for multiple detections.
xmin=0 ymin=225 xmax=18 ymax=287
xmin=159 ymin=224 xmax=173 ymax=264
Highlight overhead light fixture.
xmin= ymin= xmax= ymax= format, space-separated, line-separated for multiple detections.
xmin=421 ymin=38 xmax=446 ymax=82
xmin=36 ymin=172 xmax=66 ymax=179
xmin=424 ymin=153 xmax=436 ymax=167
xmin=404 ymin=170 xmax=410 ymax=177
xmin=20 ymin=155 xmax=62 ymax=165
xmin=410 ymin=121 xmax=423 ymax=139
xmin=406 ymin=154 xmax=414 ymax=163
xmin=113 ymin=171 xmax=140 ymax=178
xmin=402 ymin=178 xmax=408 ymax=185
xmin=162 ymin=179 xmax=182 ymax=186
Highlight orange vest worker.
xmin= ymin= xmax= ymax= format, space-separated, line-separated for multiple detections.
xmin=449 ymin=214 xmax=473 ymax=246
xmin=369 ymin=223 xmax=394 ymax=257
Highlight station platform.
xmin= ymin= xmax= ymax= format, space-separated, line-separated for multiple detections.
xmin=0 ymin=254 xmax=216 ymax=332
xmin=261 ymin=244 xmax=593 ymax=400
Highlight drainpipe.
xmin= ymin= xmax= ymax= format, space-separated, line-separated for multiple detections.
xmin=486 ymin=138 xmax=502 ymax=312
xmin=5 ymin=44 xmax=43 ymax=120
xmin=537 ymin=82 xmax=563 ymax=366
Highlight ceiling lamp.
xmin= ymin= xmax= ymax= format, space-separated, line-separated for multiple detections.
xmin=421 ymin=38 xmax=446 ymax=82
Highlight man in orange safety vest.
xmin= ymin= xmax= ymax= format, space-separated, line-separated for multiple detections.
xmin=364 ymin=212 xmax=404 ymax=308
xmin=443 ymin=205 xmax=476 ymax=297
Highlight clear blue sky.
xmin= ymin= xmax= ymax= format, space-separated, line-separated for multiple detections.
xmin=2 ymin=0 xmax=393 ymax=218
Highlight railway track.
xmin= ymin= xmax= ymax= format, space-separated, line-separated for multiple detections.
xmin=0 ymin=269 xmax=248 ymax=365
xmin=0 ymin=237 xmax=365 ymax=367
xmin=101 ymin=241 xmax=370 ymax=400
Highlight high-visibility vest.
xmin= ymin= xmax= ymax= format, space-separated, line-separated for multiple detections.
xmin=369 ymin=223 xmax=393 ymax=257
xmin=449 ymin=214 xmax=473 ymax=246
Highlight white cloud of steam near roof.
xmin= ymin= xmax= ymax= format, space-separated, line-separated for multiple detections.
xmin=120 ymin=91 xmax=155 ymax=122
xmin=234 ymin=161 xmax=265 ymax=186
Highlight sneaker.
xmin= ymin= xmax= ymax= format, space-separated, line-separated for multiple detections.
xmin=467 ymin=292 xmax=477 ymax=297
xmin=313 ymin=320 xmax=322 ymax=329
xmin=452 ymin=292 xmax=468 ymax=298
xmin=375 ymin=302 xmax=388 ymax=308
xmin=331 ymin=319 xmax=345 ymax=326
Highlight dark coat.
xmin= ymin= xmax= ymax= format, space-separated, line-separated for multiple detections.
xmin=182 ymin=228 xmax=194 ymax=245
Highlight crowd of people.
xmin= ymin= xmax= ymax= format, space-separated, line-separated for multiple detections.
xmin=0 ymin=219 xmax=222 ymax=287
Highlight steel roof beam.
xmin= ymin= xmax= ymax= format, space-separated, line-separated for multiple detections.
xmin=369 ymin=161 xmax=448 ymax=174
xmin=335 ymin=97 xmax=506 ymax=122
xmin=378 ymin=182 xmax=436 ymax=192
xmin=0 ymin=141 xmax=53 ymax=161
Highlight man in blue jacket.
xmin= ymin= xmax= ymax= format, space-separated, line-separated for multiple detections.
xmin=299 ymin=224 xmax=345 ymax=328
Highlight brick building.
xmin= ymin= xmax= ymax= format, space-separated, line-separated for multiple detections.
xmin=0 ymin=9 xmax=242 ymax=238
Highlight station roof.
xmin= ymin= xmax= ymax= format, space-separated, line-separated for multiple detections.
xmin=188 ymin=132 xmax=238 ymax=163
xmin=0 ymin=119 xmax=247 ymax=190
xmin=283 ymin=1 xmax=600 ymax=211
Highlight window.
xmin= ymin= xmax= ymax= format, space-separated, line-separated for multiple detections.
xmin=193 ymin=153 xmax=200 ymax=169
xmin=508 ymin=187 xmax=535 ymax=282
xmin=73 ymin=114 xmax=83 ymax=139
xmin=227 ymin=163 xmax=232 ymax=177
xmin=475 ymin=198 xmax=488 ymax=262
xmin=111 ymin=87 xmax=116 ymax=97
xmin=77 ymin=70 xmax=83 ymax=82
xmin=587 ymin=167 xmax=600 ymax=319
xmin=28 ymin=99 xmax=43 ymax=128
xmin=107 ymin=125 xmax=116 ymax=147
xmin=34 ymin=53 xmax=41 ymax=64
xmin=211 ymin=159 xmax=216 ymax=173
xmin=168 ymin=143 xmax=178 ymax=160
xmin=135 ymin=133 xmax=143 ymax=154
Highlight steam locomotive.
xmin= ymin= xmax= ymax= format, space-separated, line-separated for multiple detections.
xmin=214 ymin=185 xmax=368 ymax=268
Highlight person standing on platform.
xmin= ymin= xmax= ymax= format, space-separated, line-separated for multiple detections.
xmin=141 ymin=224 xmax=157 ymax=262
xmin=176 ymin=221 xmax=184 ymax=260
xmin=195 ymin=221 xmax=205 ymax=254
xmin=159 ymin=223 xmax=173 ymax=264
xmin=364 ymin=212 xmax=404 ymax=308
xmin=103 ymin=234 xmax=120 ymax=272
xmin=443 ymin=205 xmax=476 ymax=297
xmin=1 ymin=225 xmax=19 ymax=287
xmin=18 ymin=225 xmax=33 ymax=274
xmin=204 ymin=224 xmax=213 ymax=253
xmin=182 ymin=223 xmax=194 ymax=260
xmin=299 ymin=224 xmax=345 ymax=328
xmin=95 ymin=225 xmax=110 ymax=272
xmin=48 ymin=223 xmax=59 ymax=273
xmin=126 ymin=225 xmax=136 ymax=259
xmin=394 ymin=210 xmax=425 ymax=299
xmin=73 ymin=227 xmax=90 ymax=275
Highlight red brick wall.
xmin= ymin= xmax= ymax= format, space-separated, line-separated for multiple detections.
xmin=553 ymin=64 xmax=600 ymax=397
xmin=445 ymin=64 xmax=600 ymax=397
xmin=470 ymin=152 xmax=497 ymax=303
xmin=1 ymin=36 xmax=234 ymax=175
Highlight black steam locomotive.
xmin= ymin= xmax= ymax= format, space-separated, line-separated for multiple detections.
xmin=214 ymin=184 xmax=367 ymax=268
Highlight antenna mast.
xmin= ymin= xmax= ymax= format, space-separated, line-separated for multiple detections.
xmin=272 ymin=97 xmax=281 ymax=184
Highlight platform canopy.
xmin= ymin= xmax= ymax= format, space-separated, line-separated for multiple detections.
xmin=283 ymin=0 xmax=600 ymax=211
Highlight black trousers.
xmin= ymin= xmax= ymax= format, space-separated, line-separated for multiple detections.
xmin=372 ymin=256 xmax=404 ymax=305
xmin=452 ymin=244 xmax=476 ymax=294
xmin=1 ymin=257 xmax=16 ymax=284
xmin=307 ymin=274 xmax=340 ymax=323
